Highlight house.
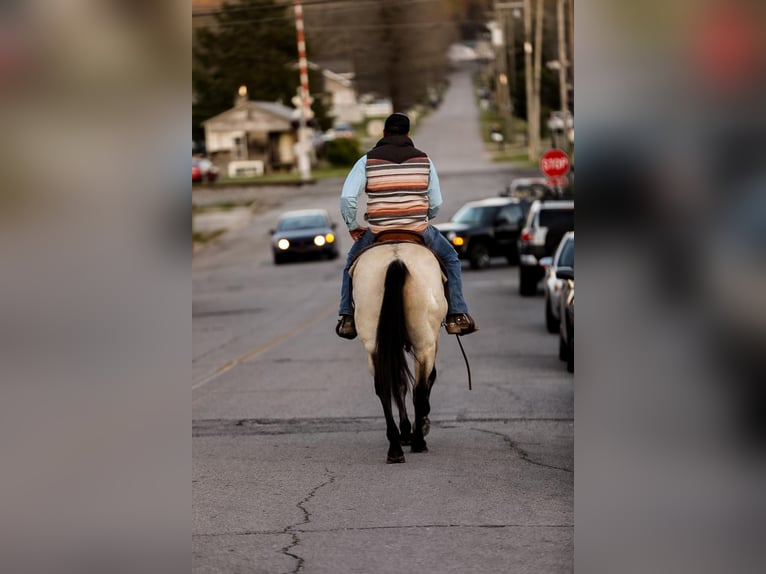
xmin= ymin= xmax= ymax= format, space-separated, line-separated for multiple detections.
xmin=321 ymin=68 xmax=363 ymax=125
xmin=202 ymin=88 xmax=299 ymax=175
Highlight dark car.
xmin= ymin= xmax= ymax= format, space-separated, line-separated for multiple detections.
xmin=434 ymin=197 xmax=529 ymax=269
xmin=270 ymin=209 xmax=339 ymax=264
xmin=517 ymin=200 xmax=574 ymax=295
xmin=556 ymin=267 xmax=574 ymax=373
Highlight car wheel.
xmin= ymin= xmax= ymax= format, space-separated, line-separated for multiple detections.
xmin=519 ymin=265 xmax=537 ymax=296
xmin=274 ymin=253 xmax=286 ymax=265
xmin=469 ymin=242 xmax=491 ymax=270
xmin=545 ymin=297 xmax=559 ymax=333
xmin=566 ymin=333 xmax=574 ymax=373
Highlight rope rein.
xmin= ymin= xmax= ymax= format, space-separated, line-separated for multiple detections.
xmin=454 ymin=334 xmax=472 ymax=391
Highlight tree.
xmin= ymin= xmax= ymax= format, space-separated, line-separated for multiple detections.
xmin=192 ymin=0 xmax=299 ymax=142
xmin=303 ymin=0 xmax=457 ymax=112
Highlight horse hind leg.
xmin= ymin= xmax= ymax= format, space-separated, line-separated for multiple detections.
xmin=411 ymin=363 xmax=436 ymax=453
xmin=393 ymin=383 xmax=412 ymax=446
xmin=374 ymin=372 xmax=405 ymax=464
xmin=421 ymin=367 xmax=437 ymax=438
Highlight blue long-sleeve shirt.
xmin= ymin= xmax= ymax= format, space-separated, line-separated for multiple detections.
xmin=339 ymin=155 xmax=442 ymax=231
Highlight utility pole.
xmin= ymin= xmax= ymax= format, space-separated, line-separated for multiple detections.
xmin=569 ymin=0 xmax=574 ymax=81
xmin=523 ymin=0 xmax=542 ymax=162
xmin=496 ymin=2 xmax=524 ymax=145
xmin=557 ymin=0 xmax=570 ymax=153
xmin=532 ymin=0 xmax=543 ymax=160
xmin=493 ymin=1 xmax=510 ymax=146
xmin=293 ymin=0 xmax=312 ymax=181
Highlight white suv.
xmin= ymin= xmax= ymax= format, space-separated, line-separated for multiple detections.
xmin=517 ymin=200 xmax=574 ymax=296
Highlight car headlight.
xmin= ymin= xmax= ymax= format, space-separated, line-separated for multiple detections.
xmin=325 ymin=233 xmax=335 ymax=243
xmin=277 ymin=238 xmax=290 ymax=250
xmin=314 ymin=235 xmax=326 ymax=246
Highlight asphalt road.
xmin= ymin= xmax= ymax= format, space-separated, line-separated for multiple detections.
xmin=193 ymin=66 xmax=573 ymax=574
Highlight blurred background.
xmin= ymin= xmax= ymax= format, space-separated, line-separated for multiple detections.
xmin=0 ymin=0 xmax=764 ymax=572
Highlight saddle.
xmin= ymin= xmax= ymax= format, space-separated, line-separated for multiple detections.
xmin=349 ymin=230 xmax=448 ymax=288
xmin=373 ymin=230 xmax=425 ymax=245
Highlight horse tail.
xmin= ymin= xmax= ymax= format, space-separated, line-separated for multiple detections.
xmin=373 ymin=259 xmax=412 ymax=405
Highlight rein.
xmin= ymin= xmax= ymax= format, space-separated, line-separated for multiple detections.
xmin=454 ymin=334 xmax=473 ymax=391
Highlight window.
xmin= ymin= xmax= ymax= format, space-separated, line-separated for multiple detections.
xmin=498 ymin=204 xmax=523 ymax=223
xmin=539 ymin=209 xmax=574 ymax=229
xmin=558 ymin=239 xmax=574 ymax=268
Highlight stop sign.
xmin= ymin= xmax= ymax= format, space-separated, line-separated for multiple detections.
xmin=540 ymin=149 xmax=570 ymax=178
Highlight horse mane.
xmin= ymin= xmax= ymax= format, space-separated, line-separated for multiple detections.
xmin=373 ymin=259 xmax=413 ymax=406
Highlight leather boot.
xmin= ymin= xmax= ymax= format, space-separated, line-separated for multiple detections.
xmin=445 ymin=313 xmax=479 ymax=335
xmin=335 ymin=315 xmax=357 ymax=340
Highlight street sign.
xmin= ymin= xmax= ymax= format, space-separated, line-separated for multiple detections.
xmin=540 ymin=149 xmax=570 ymax=178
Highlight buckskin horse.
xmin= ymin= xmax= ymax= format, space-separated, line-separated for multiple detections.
xmin=349 ymin=240 xmax=448 ymax=463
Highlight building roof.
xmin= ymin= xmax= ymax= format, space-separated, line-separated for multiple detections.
xmin=202 ymin=100 xmax=296 ymax=129
xmin=251 ymin=101 xmax=295 ymax=122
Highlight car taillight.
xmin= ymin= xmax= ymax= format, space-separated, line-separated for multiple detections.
xmin=521 ymin=230 xmax=532 ymax=242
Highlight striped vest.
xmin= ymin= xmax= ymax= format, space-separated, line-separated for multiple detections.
xmin=365 ymin=154 xmax=431 ymax=234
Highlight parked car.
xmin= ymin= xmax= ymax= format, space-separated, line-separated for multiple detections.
xmin=270 ymin=209 xmax=339 ymax=264
xmin=434 ymin=197 xmax=529 ymax=269
xmin=704 ymin=180 xmax=766 ymax=384
xmin=556 ymin=267 xmax=574 ymax=373
xmin=192 ymin=157 xmax=219 ymax=183
xmin=540 ymin=231 xmax=574 ymax=333
xmin=500 ymin=177 xmax=557 ymax=200
xmin=517 ymin=200 xmax=574 ymax=295
xmin=322 ymin=122 xmax=355 ymax=141
xmin=547 ymin=111 xmax=574 ymax=133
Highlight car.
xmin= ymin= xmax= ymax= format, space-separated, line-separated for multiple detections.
xmin=434 ymin=197 xmax=529 ymax=269
xmin=540 ymin=231 xmax=574 ymax=333
xmin=270 ymin=209 xmax=339 ymax=264
xmin=322 ymin=123 xmax=355 ymax=141
xmin=500 ymin=177 xmax=558 ymax=201
xmin=517 ymin=200 xmax=574 ymax=295
xmin=192 ymin=157 xmax=219 ymax=183
xmin=556 ymin=266 xmax=574 ymax=373
xmin=547 ymin=111 xmax=574 ymax=133
xmin=704 ymin=180 xmax=766 ymax=384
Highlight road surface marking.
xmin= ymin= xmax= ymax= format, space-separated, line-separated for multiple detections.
xmin=192 ymin=303 xmax=337 ymax=393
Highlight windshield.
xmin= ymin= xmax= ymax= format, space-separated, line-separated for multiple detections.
xmin=452 ymin=205 xmax=494 ymax=225
xmin=278 ymin=215 xmax=327 ymax=231
xmin=558 ymin=238 xmax=574 ymax=267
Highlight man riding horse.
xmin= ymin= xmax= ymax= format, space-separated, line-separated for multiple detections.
xmin=335 ymin=113 xmax=479 ymax=339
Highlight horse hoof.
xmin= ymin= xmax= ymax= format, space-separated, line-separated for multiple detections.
xmin=387 ymin=453 xmax=406 ymax=464
xmin=411 ymin=441 xmax=428 ymax=453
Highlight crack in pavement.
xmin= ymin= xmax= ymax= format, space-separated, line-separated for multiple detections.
xmin=279 ymin=467 xmax=336 ymax=574
xmin=471 ymin=428 xmax=573 ymax=474
xmin=193 ymin=416 xmax=573 ymax=437
xmin=194 ymin=523 xmax=573 ymax=538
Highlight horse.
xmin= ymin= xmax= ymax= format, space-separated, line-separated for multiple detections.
xmin=349 ymin=241 xmax=448 ymax=463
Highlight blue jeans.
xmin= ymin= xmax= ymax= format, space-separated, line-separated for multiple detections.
xmin=338 ymin=225 xmax=469 ymax=316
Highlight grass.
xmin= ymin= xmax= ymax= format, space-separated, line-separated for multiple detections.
xmin=192 ymin=230 xmax=224 ymax=245
xmin=192 ymin=201 xmax=251 ymax=215
xmin=194 ymin=165 xmax=351 ymax=188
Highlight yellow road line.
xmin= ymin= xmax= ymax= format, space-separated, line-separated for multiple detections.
xmin=192 ymin=303 xmax=337 ymax=393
